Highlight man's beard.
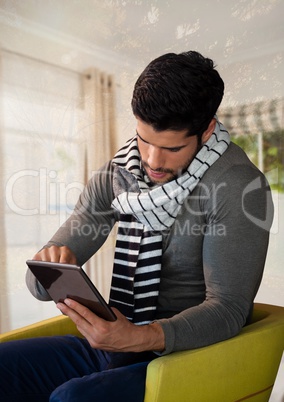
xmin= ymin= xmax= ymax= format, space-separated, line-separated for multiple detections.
xmin=141 ymin=142 xmax=203 ymax=185
xmin=142 ymin=157 xmax=192 ymax=184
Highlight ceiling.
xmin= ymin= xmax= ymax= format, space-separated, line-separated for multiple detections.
xmin=1 ymin=0 xmax=284 ymax=66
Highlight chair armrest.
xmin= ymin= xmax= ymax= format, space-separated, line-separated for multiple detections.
xmin=144 ymin=303 xmax=284 ymax=402
xmin=0 ymin=315 xmax=80 ymax=343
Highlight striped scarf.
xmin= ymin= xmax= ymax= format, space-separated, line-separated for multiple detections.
xmin=110 ymin=119 xmax=230 ymax=324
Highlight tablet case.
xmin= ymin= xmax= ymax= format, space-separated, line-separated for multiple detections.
xmin=26 ymin=260 xmax=116 ymax=321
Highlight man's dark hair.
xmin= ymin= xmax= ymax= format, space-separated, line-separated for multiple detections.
xmin=131 ymin=51 xmax=224 ymax=137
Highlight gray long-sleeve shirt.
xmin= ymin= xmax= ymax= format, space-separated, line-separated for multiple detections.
xmin=26 ymin=142 xmax=274 ymax=355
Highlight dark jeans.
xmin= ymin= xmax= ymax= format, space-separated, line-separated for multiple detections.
xmin=0 ymin=335 xmax=156 ymax=402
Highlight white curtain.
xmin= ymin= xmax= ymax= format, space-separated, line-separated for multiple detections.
xmin=82 ymin=68 xmax=117 ymax=300
xmin=0 ymin=50 xmax=9 ymax=332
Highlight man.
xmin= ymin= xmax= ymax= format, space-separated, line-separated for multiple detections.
xmin=0 ymin=51 xmax=273 ymax=401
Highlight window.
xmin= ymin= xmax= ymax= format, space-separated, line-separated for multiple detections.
xmin=219 ymin=99 xmax=284 ymax=307
xmin=231 ymin=130 xmax=284 ymax=193
xmin=1 ymin=52 xmax=86 ymax=330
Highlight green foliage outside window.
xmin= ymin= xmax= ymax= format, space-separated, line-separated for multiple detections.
xmin=231 ymin=129 xmax=284 ymax=192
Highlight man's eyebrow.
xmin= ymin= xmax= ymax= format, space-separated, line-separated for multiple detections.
xmin=136 ymin=131 xmax=149 ymax=144
xmin=136 ymin=131 xmax=187 ymax=150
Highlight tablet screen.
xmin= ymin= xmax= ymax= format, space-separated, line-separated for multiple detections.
xmin=26 ymin=260 xmax=116 ymax=321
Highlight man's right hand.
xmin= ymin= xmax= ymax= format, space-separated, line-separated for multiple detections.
xmin=32 ymin=245 xmax=77 ymax=265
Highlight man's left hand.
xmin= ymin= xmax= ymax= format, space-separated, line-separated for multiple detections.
xmin=56 ymin=298 xmax=165 ymax=353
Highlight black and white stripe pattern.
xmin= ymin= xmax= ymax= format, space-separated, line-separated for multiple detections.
xmin=110 ymin=119 xmax=230 ymax=324
xmin=109 ymin=214 xmax=162 ymax=324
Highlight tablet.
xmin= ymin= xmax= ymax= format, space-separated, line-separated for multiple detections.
xmin=26 ymin=260 xmax=117 ymax=321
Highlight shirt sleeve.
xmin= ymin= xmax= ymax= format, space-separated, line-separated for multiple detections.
xmin=157 ymin=164 xmax=274 ymax=354
xmin=26 ymin=161 xmax=117 ymax=300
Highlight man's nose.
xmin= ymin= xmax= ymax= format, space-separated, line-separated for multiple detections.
xmin=147 ymin=146 xmax=165 ymax=170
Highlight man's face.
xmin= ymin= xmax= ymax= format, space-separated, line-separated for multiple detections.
xmin=136 ymin=119 xmax=202 ymax=184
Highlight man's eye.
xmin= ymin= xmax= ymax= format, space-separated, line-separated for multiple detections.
xmin=169 ymin=147 xmax=182 ymax=152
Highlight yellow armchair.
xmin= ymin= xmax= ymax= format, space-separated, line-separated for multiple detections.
xmin=1 ymin=303 xmax=283 ymax=402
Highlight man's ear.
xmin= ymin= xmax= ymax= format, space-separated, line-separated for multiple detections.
xmin=201 ymin=118 xmax=216 ymax=144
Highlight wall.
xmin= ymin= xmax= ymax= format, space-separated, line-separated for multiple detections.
xmin=0 ymin=9 xmax=138 ymax=147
